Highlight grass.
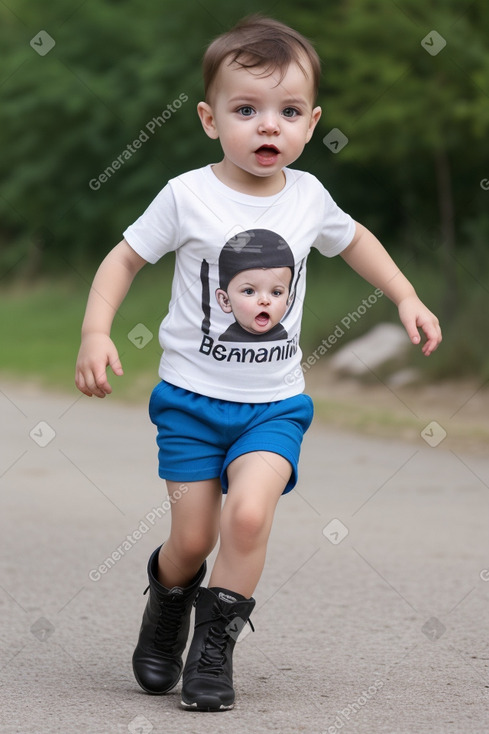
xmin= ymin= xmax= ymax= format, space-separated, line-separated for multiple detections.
xmin=313 ymin=397 xmax=423 ymax=437
xmin=0 ymin=251 xmax=485 ymax=401
xmin=0 ymin=265 xmax=171 ymax=399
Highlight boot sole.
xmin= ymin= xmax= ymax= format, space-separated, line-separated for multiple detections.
xmin=180 ymin=697 xmax=234 ymax=712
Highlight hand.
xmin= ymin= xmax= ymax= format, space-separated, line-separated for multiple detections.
xmin=75 ymin=333 xmax=124 ymax=397
xmin=397 ymin=295 xmax=442 ymax=356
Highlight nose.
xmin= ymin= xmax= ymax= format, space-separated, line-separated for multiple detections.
xmin=257 ymin=292 xmax=271 ymax=305
xmin=258 ymin=113 xmax=280 ymax=135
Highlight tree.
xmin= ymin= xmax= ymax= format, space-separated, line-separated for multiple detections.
xmin=1 ymin=0 xmax=488 ymax=307
xmin=306 ymin=0 xmax=489 ymax=318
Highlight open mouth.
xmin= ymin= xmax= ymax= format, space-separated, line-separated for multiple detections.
xmin=255 ymin=311 xmax=271 ymax=327
xmin=255 ymin=144 xmax=279 ymax=154
xmin=254 ymin=145 xmax=280 ymax=164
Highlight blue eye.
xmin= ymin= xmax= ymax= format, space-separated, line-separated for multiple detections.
xmin=283 ymin=107 xmax=299 ymax=118
xmin=238 ymin=106 xmax=255 ymax=117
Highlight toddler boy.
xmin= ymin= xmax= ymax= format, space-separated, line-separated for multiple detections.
xmin=76 ymin=14 xmax=441 ymax=712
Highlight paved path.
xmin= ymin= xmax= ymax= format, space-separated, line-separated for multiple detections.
xmin=1 ymin=383 xmax=488 ymax=733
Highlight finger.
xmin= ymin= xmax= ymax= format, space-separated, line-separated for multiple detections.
xmin=402 ymin=317 xmax=421 ymax=346
xmin=423 ymin=340 xmax=436 ymax=356
xmin=75 ymin=370 xmax=94 ymax=398
xmin=420 ymin=321 xmax=442 ymax=356
xmin=82 ymin=366 xmax=110 ymax=398
xmin=109 ymin=355 xmax=124 ymax=377
xmin=422 ymin=333 xmax=441 ymax=356
xmin=93 ymin=369 xmax=112 ymax=396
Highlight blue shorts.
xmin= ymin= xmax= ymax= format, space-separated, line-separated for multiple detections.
xmin=149 ymin=381 xmax=314 ymax=494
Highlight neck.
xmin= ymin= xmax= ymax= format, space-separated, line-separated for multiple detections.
xmin=211 ymin=161 xmax=286 ymax=196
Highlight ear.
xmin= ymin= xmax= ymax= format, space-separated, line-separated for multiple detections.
xmin=305 ymin=105 xmax=322 ymax=143
xmin=197 ymin=101 xmax=219 ymax=140
xmin=215 ymin=288 xmax=233 ymax=313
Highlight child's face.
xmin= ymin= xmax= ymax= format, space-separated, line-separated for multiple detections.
xmin=216 ymin=267 xmax=292 ymax=336
xmin=198 ymin=57 xmax=321 ymax=194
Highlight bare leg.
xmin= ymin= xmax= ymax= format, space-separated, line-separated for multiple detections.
xmin=208 ymin=451 xmax=290 ymax=598
xmin=157 ymin=478 xmax=222 ymax=588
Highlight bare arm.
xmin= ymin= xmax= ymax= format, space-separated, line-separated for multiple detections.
xmin=75 ymin=239 xmax=148 ymax=397
xmin=341 ymin=222 xmax=442 ymax=355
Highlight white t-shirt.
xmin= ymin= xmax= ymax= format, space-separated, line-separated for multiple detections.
xmin=123 ymin=164 xmax=355 ymax=402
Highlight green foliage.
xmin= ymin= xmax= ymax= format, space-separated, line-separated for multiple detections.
xmin=1 ymin=0 xmax=488 ymax=375
xmin=0 ymin=258 xmax=485 ymax=392
xmin=305 ymin=0 xmax=489 ymax=252
xmin=0 ymin=0 xmax=295 ymax=274
xmin=1 ymin=0 xmax=488 ymax=267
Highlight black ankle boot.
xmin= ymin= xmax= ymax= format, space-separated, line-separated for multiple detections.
xmin=132 ymin=546 xmax=206 ymax=694
xmin=181 ymin=586 xmax=255 ymax=711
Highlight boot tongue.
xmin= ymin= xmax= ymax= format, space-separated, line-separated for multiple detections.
xmin=218 ymin=592 xmax=237 ymax=604
xmin=168 ymin=587 xmax=184 ymax=595
xmin=210 ymin=587 xmax=245 ymax=604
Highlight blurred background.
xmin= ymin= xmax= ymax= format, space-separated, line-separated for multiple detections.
xmin=1 ymin=0 xmax=488 ymax=396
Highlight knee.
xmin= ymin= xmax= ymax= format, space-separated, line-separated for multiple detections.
xmin=223 ymin=502 xmax=269 ymax=551
xmin=170 ymin=526 xmax=218 ymax=563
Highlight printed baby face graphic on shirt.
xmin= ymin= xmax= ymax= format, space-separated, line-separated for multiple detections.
xmin=216 ymin=267 xmax=292 ymax=341
xmin=213 ymin=229 xmax=295 ymax=342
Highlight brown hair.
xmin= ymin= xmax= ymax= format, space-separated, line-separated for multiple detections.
xmin=202 ymin=14 xmax=321 ymax=102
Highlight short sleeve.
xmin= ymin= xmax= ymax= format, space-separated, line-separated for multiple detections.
xmin=123 ymin=182 xmax=180 ymax=264
xmin=313 ymin=186 xmax=356 ymax=257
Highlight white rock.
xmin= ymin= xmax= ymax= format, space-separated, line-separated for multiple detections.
xmin=387 ymin=368 xmax=422 ymax=388
xmin=329 ymin=323 xmax=411 ymax=376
